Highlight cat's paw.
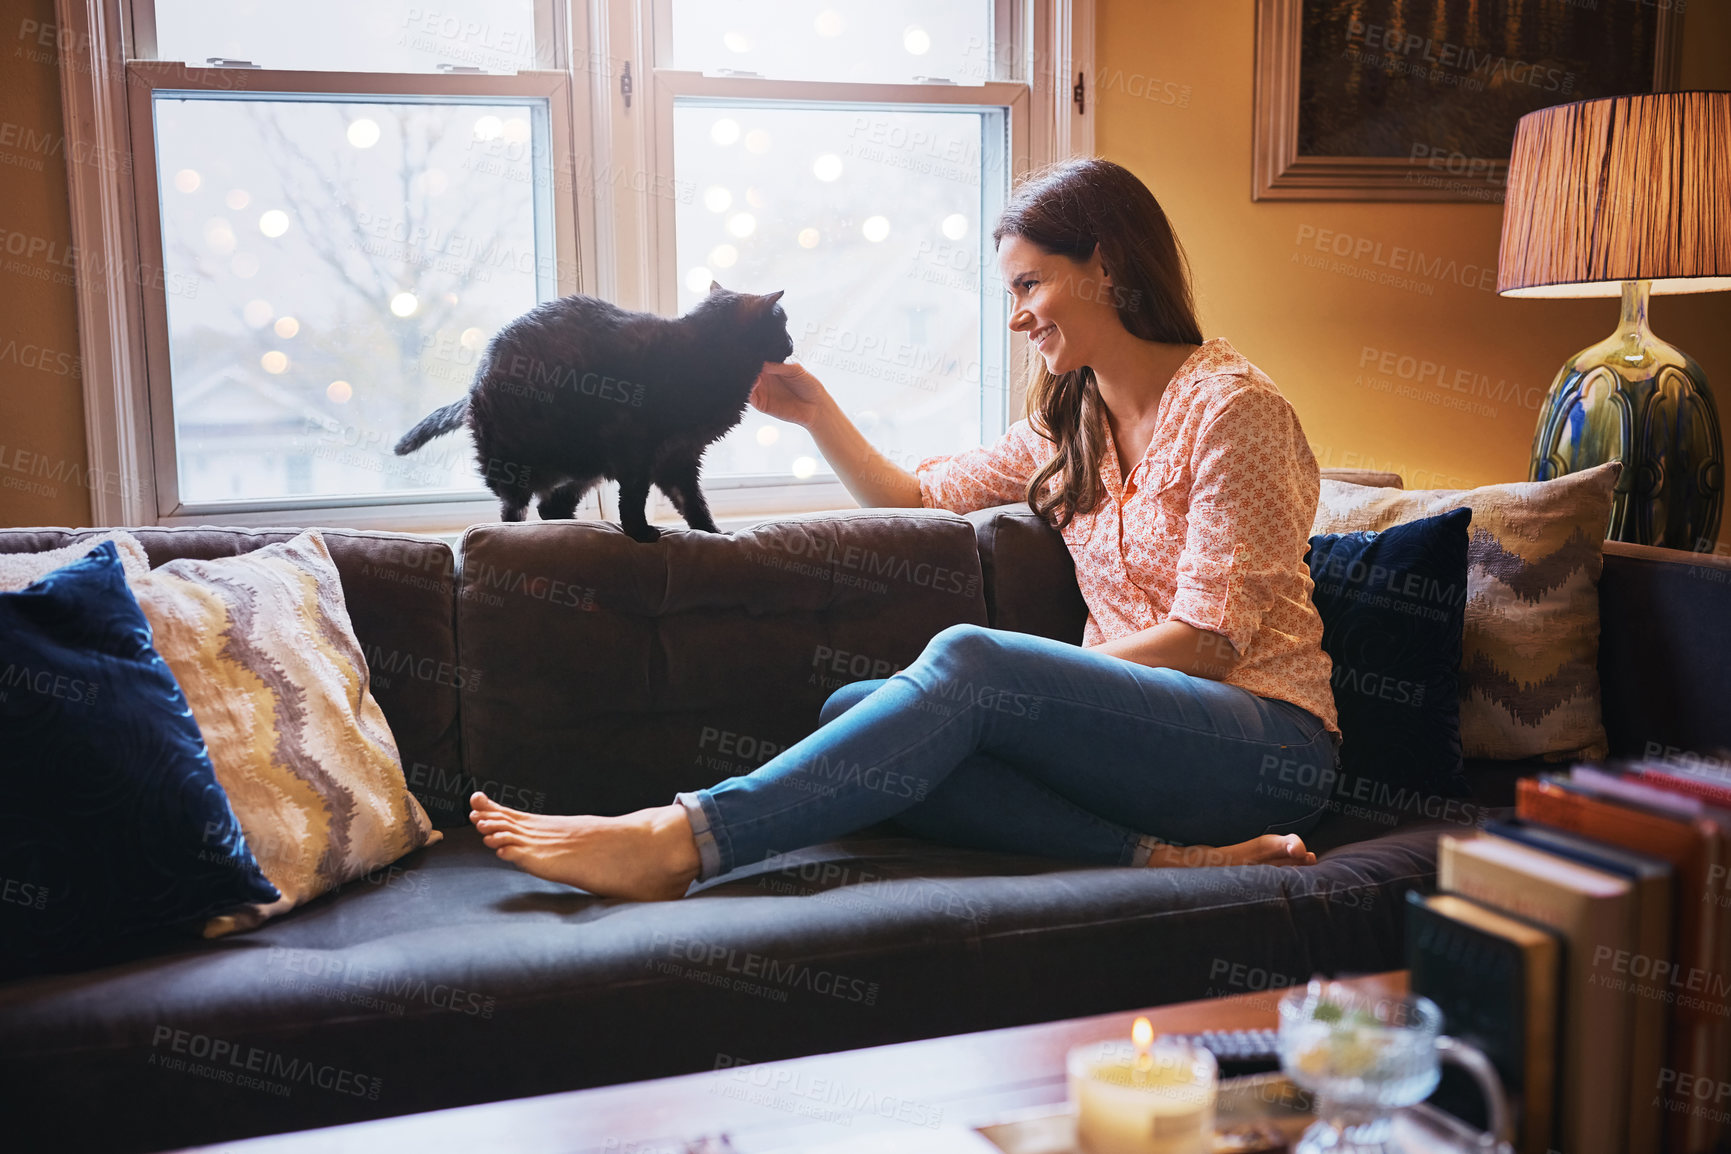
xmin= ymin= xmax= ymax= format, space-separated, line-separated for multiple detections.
xmin=624 ymin=523 xmax=662 ymax=543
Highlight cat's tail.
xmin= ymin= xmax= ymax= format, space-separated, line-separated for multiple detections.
xmin=393 ymin=399 xmax=470 ymax=455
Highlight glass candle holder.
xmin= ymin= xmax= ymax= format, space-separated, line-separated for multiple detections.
xmin=1066 ymin=1036 xmax=1218 ymax=1154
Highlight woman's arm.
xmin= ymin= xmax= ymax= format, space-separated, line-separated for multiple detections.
xmin=1090 ymin=620 xmax=1240 ymax=679
xmin=752 ymin=360 xmax=1047 ymax=513
xmin=752 ymin=362 xmax=922 ymax=508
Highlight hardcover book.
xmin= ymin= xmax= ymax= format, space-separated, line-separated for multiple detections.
xmin=1627 ymin=763 xmax=1731 ymax=810
xmin=1437 ymin=833 xmax=1637 ymax=1154
xmin=1406 ymin=890 xmax=1561 ymax=1154
xmin=1516 ymin=774 xmax=1730 ymax=1154
xmin=1483 ymin=818 xmax=1672 ymax=1154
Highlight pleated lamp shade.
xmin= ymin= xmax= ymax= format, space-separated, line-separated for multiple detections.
xmin=1497 ymin=90 xmax=1731 ymax=298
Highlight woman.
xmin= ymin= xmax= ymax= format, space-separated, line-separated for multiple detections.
xmin=469 ymin=158 xmax=1339 ymax=901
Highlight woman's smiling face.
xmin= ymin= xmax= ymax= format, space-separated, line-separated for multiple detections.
xmin=998 ymin=234 xmax=1122 ymax=377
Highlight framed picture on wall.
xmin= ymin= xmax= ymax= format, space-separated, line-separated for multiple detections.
xmin=1252 ymin=0 xmax=1682 ymax=201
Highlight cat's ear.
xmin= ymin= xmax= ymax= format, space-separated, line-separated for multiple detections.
xmin=762 ymin=290 xmax=785 ymax=304
xmin=708 ymin=280 xmax=725 ymax=294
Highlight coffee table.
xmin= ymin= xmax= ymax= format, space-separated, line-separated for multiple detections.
xmin=179 ymin=972 xmax=1407 ymax=1153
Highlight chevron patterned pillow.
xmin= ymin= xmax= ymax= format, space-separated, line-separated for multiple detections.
xmin=1313 ymin=462 xmax=1620 ymax=761
xmin=125 ymin=530 xmax=441 ymax=935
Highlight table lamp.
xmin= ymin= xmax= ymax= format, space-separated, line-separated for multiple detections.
xmin=1497 ymin=90 xmax=1729 ymax=550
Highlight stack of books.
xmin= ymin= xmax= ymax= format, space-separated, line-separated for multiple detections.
xmin=1405 ymin=757 xmax=1731 ymax=1154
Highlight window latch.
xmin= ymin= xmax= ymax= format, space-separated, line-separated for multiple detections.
xmin=621 ymin=59 xmax=633 ymax=109
xmin=204 ymin=57 xmax=260 ymax=69
xmin=1073 ymin=71 xmax=1085 ymax=114
xmin=438 ymin=64 xmax=486 ymax=74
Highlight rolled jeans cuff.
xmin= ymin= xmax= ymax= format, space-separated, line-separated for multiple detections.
xmin=674 ymin=790 xmax=725 ymax=882
xmin=1127 ymin=834 xmax=1163 ymax=868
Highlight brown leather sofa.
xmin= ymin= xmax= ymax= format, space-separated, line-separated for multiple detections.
xmin=0 ymin=498 xmax=1725 ymax=1153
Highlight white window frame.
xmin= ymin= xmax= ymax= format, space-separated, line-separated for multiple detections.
xmin=56 ymin=0 xmax=1092 ymax=531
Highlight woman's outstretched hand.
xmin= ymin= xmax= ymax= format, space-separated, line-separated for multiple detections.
xmin=750 ymin=360 xmax=829 ymax=428
xmin=749 ymin=359 xmax=922 ymax=508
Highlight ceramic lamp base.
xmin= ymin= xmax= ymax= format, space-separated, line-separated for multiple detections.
xmin=1530 ymin=280 xmax=1724 ymax=550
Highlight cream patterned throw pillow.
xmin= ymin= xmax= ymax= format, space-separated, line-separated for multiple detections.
xmin=0 ymin=531 xmax=151 ymax=590
xmin=1313 ymin=462 xmax=1620 ymax=761
xmin=126 ymin=531 xmax=440 ymax=935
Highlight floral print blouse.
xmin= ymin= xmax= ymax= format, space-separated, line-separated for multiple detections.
xmin=914 ymin=338 xmax=1338 ymax=733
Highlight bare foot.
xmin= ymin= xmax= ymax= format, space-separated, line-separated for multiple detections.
xmin=1146 ymin=833 xmax=1316 ymax=869
xmin=468 ymin=792 xmax=702 ymax=900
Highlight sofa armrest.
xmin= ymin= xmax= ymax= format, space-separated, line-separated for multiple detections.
xmin=1319 ymin=468 xmax=1404 ymax=488
xmin=1598 ymin=541 xmax=1731 ymax=762
xmin=964 ymin=504 xmax=1088 ymax=643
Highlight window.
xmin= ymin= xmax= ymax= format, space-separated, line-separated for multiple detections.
xmin=60 ymin=0 xmax=1090 ymax=529
xmin=650 ymin=19 xmax=1014 ymax=509
xmin=152 ymin=96 xmax=554 ymax=506
xmin=121 ymin=0 xmax=576 ymax=523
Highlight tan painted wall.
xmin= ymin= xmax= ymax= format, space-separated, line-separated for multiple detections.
xmin=1095 ymin=0 xmax=1731 ymax=551
xmin=0 ymin=0 xmax=93 ymax=528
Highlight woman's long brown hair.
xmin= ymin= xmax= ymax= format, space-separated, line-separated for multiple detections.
xmin=992 ymin=158 xmax=1203 ymax=529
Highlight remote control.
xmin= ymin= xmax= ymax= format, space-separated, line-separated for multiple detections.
xmin=1164 ymin=1028 xmax=1282 ymax=1077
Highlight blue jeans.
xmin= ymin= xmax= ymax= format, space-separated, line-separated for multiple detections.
xmin=674 ymin=624 xmax=1339 ymax=882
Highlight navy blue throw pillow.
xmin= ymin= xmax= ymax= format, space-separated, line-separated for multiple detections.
xmin=1305 ymin=508 xmax=1472 ymax=808
xmin=0 ymin=543 xmax=278 ymax=976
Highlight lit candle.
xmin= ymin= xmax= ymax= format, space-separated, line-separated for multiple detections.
xmin=1067 ymin=1019 xmax=1217 ymax=1154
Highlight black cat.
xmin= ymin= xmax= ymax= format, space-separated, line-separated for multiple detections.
xmin=394 ymin=283 xmax=793 ymax=542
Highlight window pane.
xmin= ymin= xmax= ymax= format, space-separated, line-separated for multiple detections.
xmin=154 ymin=0 xmax=540 ymax=73
xmin=153 ymin=96 xmax=547 ymax=505
xmin=674 ymin=102 xmax=1001 ymax=482
xmin=669 ymin=0 xmax=997 ymax=85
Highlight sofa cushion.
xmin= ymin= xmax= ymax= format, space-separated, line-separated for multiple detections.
xmin=126 ymin=532 xmax=441 ymax=936
xmin=0 ymin=530 xmax=151 ymax=587
xmin=1313 ymin=464 xmax=1620 ymax=762
xmin=456 ymin=512 xmax=990 ymax=817
xmin=0 ymin=822 xmax=1445 ymax=1153
xmin=0 ymin=528 xmax=463 ymax=826
xmin=965 ymin=504 xmax=1089 ymax=642
xmin=1306 ymin=509 xmax=1472 ymax=802
xmin=0 ymin=543 xmax=278 ymax=977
